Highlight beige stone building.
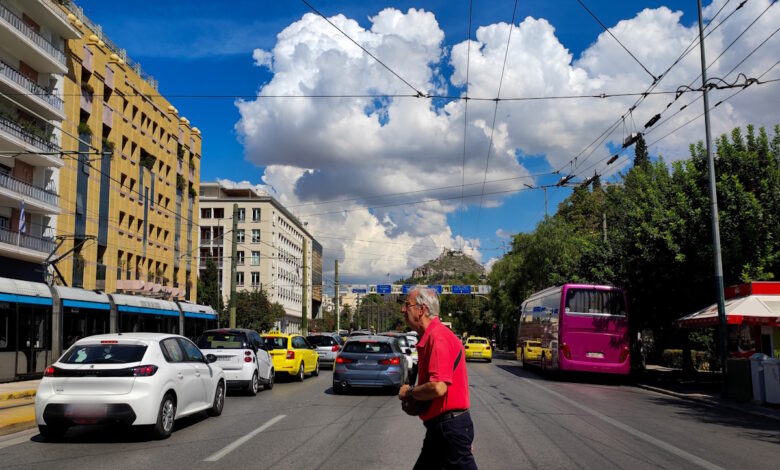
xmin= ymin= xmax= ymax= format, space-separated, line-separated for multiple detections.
xmin=198 ymin=182 xmax=322 ymax=332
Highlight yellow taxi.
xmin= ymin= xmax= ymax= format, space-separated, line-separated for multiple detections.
xmin=260 ymin=331 xmax=320 ymax=381
xmin=464 ymin=336 xmax=492 ymax=362
xmin=518 ymin=340 xmax=543 ymax=363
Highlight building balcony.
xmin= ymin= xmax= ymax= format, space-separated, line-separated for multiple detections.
xmin=0 ymin=2 xmax=67 ymax=74
xmin=0 ymin=113 xmax=62 ymax=168
xmin=0 ymin=172 xmax=60 ymax=214
xmin=25 ymin=1 xmax=81 ymax=40
xmin=0 ymin=59 xmax=64 ymax=120
xmin=0 ymin=226 xmax=55 ymax=262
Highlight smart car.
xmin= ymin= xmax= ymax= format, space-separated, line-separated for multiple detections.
xmin=35 ymin=333 xmax=225 ymax=440
xmin=197 ymin=328 xmax=274 ymax=395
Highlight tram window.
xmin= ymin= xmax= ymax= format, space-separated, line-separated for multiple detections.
xmin=0 ymin=304 xmax=15 ymax=351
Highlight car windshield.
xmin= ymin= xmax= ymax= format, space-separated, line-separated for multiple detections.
xmin=527 ymin=341 xmax=541 ymax=347
xmin=343 ymin=341 xmax=393 ymax=354
xmin=61 ymin=344 xmax=147 ymax=364
xmin=307 ymin=336 xmax=335 ymax=346
xmin=196 ymin=332 xmax=248 ymax=349
xmin=468 ymin=339 xmax=488 ymax=344
xmin=262 ymin=337 xmax=288 ymax=349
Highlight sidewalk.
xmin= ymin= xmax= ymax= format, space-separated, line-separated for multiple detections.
xmin=636 ymin=365 xmax=780 ymax=422
xmin=0 ymin=380 xmax=39 ymax=436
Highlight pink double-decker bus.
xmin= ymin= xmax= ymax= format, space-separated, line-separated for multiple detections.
xmin=516 ymin=284 xmax=630 ymax=375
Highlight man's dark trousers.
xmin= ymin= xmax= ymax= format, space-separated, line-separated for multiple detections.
xmin=414 ymin=411 xmax=477 ymax=469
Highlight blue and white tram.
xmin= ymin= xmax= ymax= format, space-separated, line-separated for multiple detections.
xmin=0 ymin=276 xmax=218 ymax=382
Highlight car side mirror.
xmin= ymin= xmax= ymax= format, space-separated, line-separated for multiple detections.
xmin=206 ymin=353 xmax=218 ymax=363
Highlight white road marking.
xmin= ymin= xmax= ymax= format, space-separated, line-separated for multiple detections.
xmin=521 ymin=378 xmax=725 ymax=470
xmin=0 ymin=428 xmax=38 ymax=450
xmin=203 ymin=414 xmax=286 ymax=462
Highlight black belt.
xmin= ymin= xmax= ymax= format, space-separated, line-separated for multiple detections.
xmin=424 ymin=409 xmax=469 ymax=428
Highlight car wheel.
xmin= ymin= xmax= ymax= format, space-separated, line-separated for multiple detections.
xmin=207 ymin=381 xmax=225 ymax=417
xmin=541 ymin=354 xmax=548 ymax=374
xmin=247 ymin=372 xmax=259 ymax=396
xmin=38 ymin=424 xmax=67 ymax=441
xmin=264 ymin=369 xmax=275 ymax=390
xmin=332 ymin=382 xmax=343 ymax=395
xmin=312 ymin=359 xmax=320 ymax=377
xmin=488 ymin=357 xmax=492 ymax=363
xmin=152 ymin=393 xmax=176 ymax=439
xmin=296 ymin=362 xmax=305 ymax=382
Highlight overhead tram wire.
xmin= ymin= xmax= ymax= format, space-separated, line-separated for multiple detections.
xmin=458 ymin=0 xmax=474 ymax=252
xmin=576 ymin=0 xmax=657 ymax=81
xmin=561 ymin=0 xmax=738 ymax=175
xmin=472 ymin=0 xmax=518 ymax=241
xmin=300 ymin=0 xmax=425 ymax=97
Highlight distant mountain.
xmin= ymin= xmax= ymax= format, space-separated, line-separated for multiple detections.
xmin=409 ymin=249 xmax=486 ymax=284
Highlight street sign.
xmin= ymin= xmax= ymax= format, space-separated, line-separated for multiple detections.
xmin=428 ymin=285 xmax=443 ymax=294
xmin=402 ymin=285 xmax=412 ymax=294
xmin=452 ymin=285 xmax=471 ymax=294
xmin=376 ymin=284 xmax=391 ymax=294
xmin=352 ymin=288 xmax=367 ymax=294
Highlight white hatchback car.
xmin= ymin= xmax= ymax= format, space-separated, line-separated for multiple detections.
xmin=196 ymin=328 xmax=274 ymax=395
xmin=35 ymin=333 xmax=225 ymax=440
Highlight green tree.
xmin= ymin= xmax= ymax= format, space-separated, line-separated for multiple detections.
xmin=634 ymin=133 xmax=650 ymax=169
xmin=224 ymin=289 xmax=283 ymax=332
xmin=197 ymin=259 xmax=223 ymax=313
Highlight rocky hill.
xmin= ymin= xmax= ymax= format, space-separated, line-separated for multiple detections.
xmin=410 ymin=249 xmax=485 ymax=283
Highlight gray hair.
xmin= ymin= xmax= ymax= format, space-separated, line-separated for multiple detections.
xmin=409 ymin=287 xmax=440 ymax=318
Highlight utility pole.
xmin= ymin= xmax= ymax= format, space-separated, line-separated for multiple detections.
xmin=229 ymin=203 xmax=238 ymax=328
xmin=334 ymin=260 xmax=340 ymax=332
xmin=301 ymin=238 xmax=309 ymax=335
xmin=602 ymin=213 xmax=607 ymax=243
xmin=698 ymin=0 xmax=728 ymax=388
xmin=544 ymin=187 xmax=548 ymax=219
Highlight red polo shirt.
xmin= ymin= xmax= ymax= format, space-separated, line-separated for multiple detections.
xmin=416 ymin=317 xmax=470 ymax=422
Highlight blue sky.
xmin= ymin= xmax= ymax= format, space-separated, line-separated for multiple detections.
xmin=72 ymin=1 xmax=779 ymax=282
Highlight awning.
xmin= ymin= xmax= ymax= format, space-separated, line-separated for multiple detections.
xmin=177 ymin=301 xmax=217 ymax=320
xmin=53 ymin=286 xmax=110 ymax=310
xmin=110 ymin=293 xmax=180 ymax=317
xmin=676 ymin=295 xmax=780 ymax=328
xmin=0 ymin=277 xmax=52 ymax=305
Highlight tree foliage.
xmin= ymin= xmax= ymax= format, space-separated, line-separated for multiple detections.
xmin=222 ymin=289 xmax=284 ymax=332
xmin=488 ymin=125 xmax=780 ymax=355
xmin=197 ymin=259 xmax=223 ymax=313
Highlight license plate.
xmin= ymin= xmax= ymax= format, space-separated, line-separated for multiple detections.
xmin=359 ymin=360 xmax=377 ymax=365
xmin=218 ymin=356 xmax=232 ymax=361
xmin=586 ymin=352 xmax=604 ymax=359
xmin=65 ymin=404 xmax=107 ymax=418
xmin=474 ymin=352 xmax=482 ymax=356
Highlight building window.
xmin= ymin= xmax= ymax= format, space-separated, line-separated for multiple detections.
xmin=200 ymin=208 xmax=211 ymax=219
xmin=252 ymin=229 xmax=260 ymax=243
xmin=251 ymin=272 xmax=260 ymax=287
xmin=236 ymin=272 xmax=244 ymax=286
xmin=252 ymin=208 xmax=261 ymax=222
xmin=236 ymin=229 xmax=245 ymax=243
xmin=200 ymin=227 xmax=211 ymax=244
xmin=214 ymin=208 xmax=224 ymax=218
xmin=251 ymin=251 xmax=260 ymax=265
xmin=237 ymin=208 xmax=245 ymax=221
xmin=236 ymin=251 xmax=245 ymax=266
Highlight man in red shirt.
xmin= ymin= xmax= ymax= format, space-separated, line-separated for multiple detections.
xmin=398 ymin=287 xmax=477 ymax=469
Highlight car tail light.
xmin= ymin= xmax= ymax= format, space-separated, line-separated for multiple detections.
xmin=619 ymin=345 xmax=630 ymax=363
xmin=44 ymin=366 xmax=56 ymax=377
xmin=464 ymin=345 xmax=469 ymax=349
xmin=245 ymin=350 xmax=252 ymax=356
xmin=331 ymin=345 xmax=340 ymax=352
xmin=100 ymin=340 xmax=118 ymax=344
xmin=131 ymin=365 xmax=158 ymax=377
xmin=379 ymin=357 xmax=401 ymax=365
xmin=485 ymin=346 xmax=491 ymax=350
xmin=286 ymin=350 xmax=295 ymax=360
xmin=336 ymin=356 xmax=353 ymax=364
xmin=244 ymin=356 xmax=253 ymax=363
xmin=561 ymin=343 xmax=572 ymax=359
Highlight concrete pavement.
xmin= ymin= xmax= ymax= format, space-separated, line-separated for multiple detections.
xmin=0 ymin=380 xmax=39 ymax=436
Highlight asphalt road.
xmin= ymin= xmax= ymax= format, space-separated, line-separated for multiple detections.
xmin=0 ymin=359 xmax=778 ymax=469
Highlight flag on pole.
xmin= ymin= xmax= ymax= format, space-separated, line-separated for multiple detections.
xmin=19 ymin=200 xmax=26 ymax=233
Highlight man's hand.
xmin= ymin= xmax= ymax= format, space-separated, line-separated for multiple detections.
xmin=398 ymin=384 xmax=412 ymax=400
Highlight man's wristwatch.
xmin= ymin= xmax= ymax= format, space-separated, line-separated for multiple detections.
xmin=407 ymin=385 xmax=414 ymax=399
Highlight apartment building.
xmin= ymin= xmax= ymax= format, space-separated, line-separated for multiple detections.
xmin=53 ymin=1 xmax=200 ymax=300
xmin=198 ymin=182 xmax=322 ymax=332
xmin=0 ymin=0 xmax=80 ymax=281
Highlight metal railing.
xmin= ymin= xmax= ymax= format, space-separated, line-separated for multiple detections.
xmin=0 ymin=60 xmax=64 ymax=111
xmin=0 ymin=226 xmax=54 ymax=253
xmin=0 ymin=113 xmax=60 ymax=154
xmin=0 ymin=172 xmax=58 ymax=206
xmin=0 ymin=2 xmax=66 ymax=65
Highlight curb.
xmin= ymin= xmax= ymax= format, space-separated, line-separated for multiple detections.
xmin=636 ymin=383 xmax=780 ymax=422
xmin=0 ymin=390 xmax=36 ymax=401
xmin=0 ymin=405 xmax=36 ymax=437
